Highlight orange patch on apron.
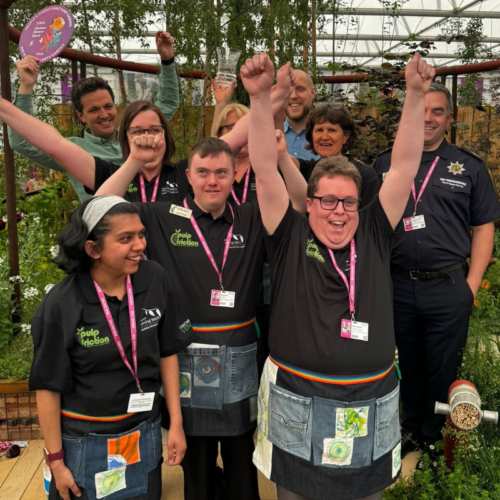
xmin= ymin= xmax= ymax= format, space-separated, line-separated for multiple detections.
xmin=107 ymin=430 xmax=141 ymax=465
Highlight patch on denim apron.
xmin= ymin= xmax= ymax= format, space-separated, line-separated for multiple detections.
xmin=108 ymin=454 xmax=127 ymax=469
xmin=249 ymin=395 xmax=258 ymax=422
xmin=336 ymin=407 xmax=369 ymax=438
xmin=107 ymin=430 xmax=141 ymax=466
xmin=179 ymin=372 xmax=191 ymax=397
xmin=392 ymin=442 xmax=401 ymax=478
xmin=95 ymin=466 xmax=127 ymax=498
xmin=322 ymin=438 xmax=354 ymax=466
xmin=193 ymin=355 xmax=221 ymax=387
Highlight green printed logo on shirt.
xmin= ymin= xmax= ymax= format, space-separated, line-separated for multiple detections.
xmin=127 ymin=183 xmax=138 ymax=193
xmin=75 ymin=327 xmax=110 ymax=348
xmin=179 ymin=319 xmax=192 ymax=333
xmin=170 ymin=229 xmax=199 ymax=247
xmin=306 ymin=239 xmax=325 ymax=263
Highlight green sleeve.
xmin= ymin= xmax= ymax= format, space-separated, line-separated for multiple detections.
xmin=154 ymin=62 xmax=180 ymax=122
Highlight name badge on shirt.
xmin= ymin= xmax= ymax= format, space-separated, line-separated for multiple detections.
xmin=127 ymin=392 xmax=155 ymax=413
xmin=341 ymin=319 xmax=369 ymax=342
xmin=170 ymin=205 xmax=193 ymax=218
xmin=210 ymin=289 xmax=235 ymax=308
xmin=403 ymin=215 xmax=426 ymax=231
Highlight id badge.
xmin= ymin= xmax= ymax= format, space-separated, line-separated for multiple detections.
xmin=169 ymin=204 xmax=192 ymax=218
xmin=403 ymin=215 xmax=426 ymax=231
xmin=210 ymin=289 xmax=235 ymax=308
xmin=127 ymin=392 xmax=155 ymax=413
xmin=341 ymin=319 xmax=369 ymax=342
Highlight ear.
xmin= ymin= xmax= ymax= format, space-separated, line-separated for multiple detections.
xmin=446 ymin=112 xmax=453 ymax=129
xmin=342 ymin=132 xmax=350 ymax=145
xmin=306 ymin=197 xmax=313 ymax=214
xmin=185 ymin=168 xmax=192 ymax=185
xmin=84 ymin=241 xmax=100 ymax=261
xmin=75 ymin=110 xmax=86 ymax=125
xmin=311 ymin=86 xmax=317 ymax=99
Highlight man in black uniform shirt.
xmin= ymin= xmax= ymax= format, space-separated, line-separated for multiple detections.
xmin=373 ymin=83 xmax=500 ymax=453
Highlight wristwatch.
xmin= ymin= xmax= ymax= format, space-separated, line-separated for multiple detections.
xmin=43 ymin=447 xmax=65 ymax=466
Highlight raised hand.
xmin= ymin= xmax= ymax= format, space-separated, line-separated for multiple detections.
xmin=17 ymin=56 xmax=39 ymax=93
xmin=156 ymin=31 xmax=174 ymax=60
xmin=405 ymin=52 xmax=435 ymax=94
xmin=276 ymin=129 xmax=288 ymax=155
xmin=240 ymin=53 xmax=274 ymax=97
xmin=271 ymin=62 xmax=295 ymax=112
xmin=211 ymin=78 xmax=236 ymax=106
xmin=129 ymin=134 xmax=164 ymax=166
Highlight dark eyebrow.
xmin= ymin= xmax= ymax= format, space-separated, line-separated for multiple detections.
xmin=431 ymin=107 xmax=446 ymax=113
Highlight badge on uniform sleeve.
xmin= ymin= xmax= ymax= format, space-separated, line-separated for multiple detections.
xmin=447 ymin=162 xmax=465 ymax=176
xmin=403 ymin=215 xmax=426 ymax=231
xmin=169 ymin=204 xmax=192 ymax=218
xmin=341 ymin=319 xmax=369 ymax=342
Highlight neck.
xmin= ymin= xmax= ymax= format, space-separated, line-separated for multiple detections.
xmin=287 ymin=116 xmax=308 ymax=134
xmin=140 ymin=164 xmax=162 ymax=182
xmin=93 ymin=130 xmax=117 ymax=142
xmin=234 ymin=156 xmax=250 ymax=182
xmin=423 ymin=137 xmax=445 ymax=152
xmin=193 ymin=198 xmax=226 ymax=220
xmin=91 ymin=267 xmax=127 ymax=300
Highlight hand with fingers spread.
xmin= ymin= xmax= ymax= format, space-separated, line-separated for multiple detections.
xmin=240 ymin=53 xmax=275 ymax=97
xmin=165 ymin=423 xmax=186 ymax=466
xmin=211 ymin=78 xmax=236 ymax=106
xmin=52 ymin=464 xmax=82 ymax=499
xmin=129 ymin=134 xmax=164 ymax=166
xmin=156 ymin=31 xmax=175 ymax=60
xmin=16 ymin=56 xmax=40 ymax=94
xmin=405 ymin=52 xmax=436 ymax=95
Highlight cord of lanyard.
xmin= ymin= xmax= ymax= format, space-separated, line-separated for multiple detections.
xmin=410 ymin=156 xmax=440 ymax=216
xmin=139 ymin=173 xmax=160 ymax=203
xmin=93 ymin=275 xmax=142 ymax=393
xmin=230 ymin=166 xmax=251 ymax=206
xmin=182 ymin=198 xmax=234 ymax=291
xmin=328 ymin=239 xmax=356 ymax=321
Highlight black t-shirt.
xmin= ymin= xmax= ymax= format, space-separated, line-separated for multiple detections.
xmin=373 ymin=139 xmax=500 ymax=270
xmin=228 ymin=167 xmax=258 ymax=207
xmin=298 ymin=155 xmax=380 ymax=209
xmin=87 ymin=156 xmax=192 ymax=202
xmin=266 ymin=196 xmax=395 ymax=375
xmin=138 ymin=195 xmax=266 ymax=324
xmin=29 ymin=261 xmax=193 ymax=430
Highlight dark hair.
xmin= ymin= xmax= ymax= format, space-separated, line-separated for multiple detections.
xmin=428 ymin=82 xmax=453 ymax=114
xmin=187 ymin=137 xmax=234 ymax=169
xmin=71 ymin=77 xmax=115 ymax=114
xmin=54 ymin=200 xmax=140 ymax=274
xmin=119 ymin=100 xmax=176 ymax=164
xmin=307 ymin=156 xmax=361 ymax=198
xmin=305 ymin=103 xmax=358 ymax=155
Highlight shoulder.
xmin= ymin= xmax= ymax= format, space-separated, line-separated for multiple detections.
xmin=33 ymin=274 xmax=79 ymax=320
xmin=348 ymin=156 xmax=377 ymax=176
xmin=137 ymin=259 xmax=166 ymax=277
xmin=375 ymin=147 xmax=393 ymax=161
xmin=451 ymin=145 xmax=484 ymax=163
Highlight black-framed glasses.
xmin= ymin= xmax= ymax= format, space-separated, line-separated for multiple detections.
xmin=311 ymin=196 xmax=361 ymax=212
xmin=126 ymin=125 xmax=165 ymax=137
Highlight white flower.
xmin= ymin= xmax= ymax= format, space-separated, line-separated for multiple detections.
xmin=20 ymin=324 xmax=31 ymax=334
xmin=429 ymin=445 xmax=434 ymax=450
xmin=44 ymin=284 xmax=54 ymax=294
xmin=23 ymin=287 xmax=39 ymax=299
xmin=9 ymin=275 xmax=24 ymax=283
xmin=50 ymin=245 xmax=59 ymax=258
xmin=433 ymin=462 xmax=437 ymax=467
xmin=33 ymin=216 xmax=41 ymax=224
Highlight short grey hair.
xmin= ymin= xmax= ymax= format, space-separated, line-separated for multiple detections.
xmin=427 ymin=82 xmax=453 ymax=114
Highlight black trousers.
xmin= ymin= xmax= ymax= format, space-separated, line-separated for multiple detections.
xmin=181 ymin=429 xmax=260 ymax=500
xmin=392 ymin=266 xmax=473 ymax=442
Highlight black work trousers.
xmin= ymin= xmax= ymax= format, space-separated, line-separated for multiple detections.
xmin=181 ymin=429 xmax=260 ymax=500
xmin=392 ymin=266 xmax=473 ymax=443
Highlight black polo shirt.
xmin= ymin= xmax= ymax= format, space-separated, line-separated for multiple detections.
xmin=373 ymin=139 xmax=500 ymax=270
xmin=29 ymin=260 xmax=193 ymax=432
xmin=298 ymin=155 xmax=381 ymax=209
xmin=266 ymin=196 xmax=395 ymax=376
xmin=87 ymin=156 xmax=192 ymax=202
xmin=138 ymin=194 xmax=265 ymax=324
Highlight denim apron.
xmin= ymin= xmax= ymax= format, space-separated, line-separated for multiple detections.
xmin=178 ymin=318 xmax=259 ymax=436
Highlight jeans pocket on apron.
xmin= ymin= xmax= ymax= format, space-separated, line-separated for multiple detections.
xmin=373 ymin=383 xmax=401 ymax=461
xmin=268 ymin=383 xmax=312 ymax=461
xmin=312 ymin=396 xmax=375 ymax=469
xmin=225 ymin=343 xmax=258 ymax=404
xmin=188 ymin=346 xmax=226 ymax=410
xmin=148 ymin=416 xmax=163 ymax=470
xmin=178 ymin=350 xmax=193 ymax=407
xmin=61 ymin=435 xmax=85 ymax=486
xmin=86 ymin=421 xmax=150 ymax=500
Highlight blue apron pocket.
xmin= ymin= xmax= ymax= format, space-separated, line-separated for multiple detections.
xmin=148 ymin=416 xmax=163 ymax=470
xmin=268 ymin=383 xmax=312 ymax=461
xmin=188 ymin=346 xmax=226 ymax=410
xmin=178 ymin=350 xmax=192 ymax=408
xmin=312 ymin=396 xmax=375 ymax=469
xmin=373 ymin=384 xmax=401 ymax=461
xmin=61 ymin=435 xmax=85 ymax=486
xmin=225 ymin=343 xmax=258 ymax=404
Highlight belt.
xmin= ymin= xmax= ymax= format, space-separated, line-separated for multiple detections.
xmin=192 ymin=317 xmax=256 ymax=332
xmin=391 ymin=261 xmax=465 ymax=281
xmin=269 ymin=355 xmax=395 ymax=385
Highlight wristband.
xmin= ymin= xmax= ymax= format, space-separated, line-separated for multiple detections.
xmin=161 ymin=57 xmax=175 ymax=66
xmin=44 ymin=447 xmax=65 ymax=465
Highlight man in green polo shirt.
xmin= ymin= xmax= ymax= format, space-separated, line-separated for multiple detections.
xmin=8 ymin=31 xmax=179 ymax=202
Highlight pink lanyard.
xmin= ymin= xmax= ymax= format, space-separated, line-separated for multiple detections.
xmin=410 ymin=156 xmax=440 ymax=216
xmin=183 ymin=198 xmax=234 ymax=290
xmin=328 ymin=239 xmax=356 ymax=320
xmin=93 ymin=275 xmax=142 ymax=393
xmin=230 ymin=166 xmax=252 ymax=206
xmin=139 ymin=174 xmax=160 ymax=203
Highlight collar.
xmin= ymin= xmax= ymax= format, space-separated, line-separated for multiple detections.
xmin=422 ymin=138 xmax=449 ymax=162
xmin=83 ymin=129 xmax=120 ymax=145
xmin=77 ymin=267 xmax=150 ymax=304
xmin=284 ymin=119 xmax=305 ymax=136
xmin=185 ymin=193 xmax=233 ymax=224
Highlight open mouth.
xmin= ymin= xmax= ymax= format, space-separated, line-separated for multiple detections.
xmin=126 ymin=256 xmax=141 ymax=262
xmin=329 ymin=221 xmax=345 ymax=228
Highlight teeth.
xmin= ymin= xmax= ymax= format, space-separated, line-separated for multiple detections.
xmin=330 ymin=221 xmax=344 ymax=226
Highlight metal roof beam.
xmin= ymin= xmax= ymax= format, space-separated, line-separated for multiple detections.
xmin=317 ymin=8 xmax=500 ymax=18
xmin=317 ymin=34 xmax=500 ymax=42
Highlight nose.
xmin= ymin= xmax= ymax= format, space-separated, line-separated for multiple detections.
xmin=133 ymin=234 xmax=147 ymax=251
xmin=333 ymin=199 xmax=346 ymax=214
xmin=424 ymin=110 xmax=433 ymax=122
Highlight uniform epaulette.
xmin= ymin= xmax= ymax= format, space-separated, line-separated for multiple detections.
xmin=454 ymin=145 xmax=483 ymax=161
xmin=376 ymin=147 xmax=393 ymax=157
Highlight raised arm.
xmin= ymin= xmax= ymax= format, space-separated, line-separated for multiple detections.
xmin=210 ymin=79 xmax=236 ymax=137
xmin=379 ymin=53 xmax=435 ymax=229
xmin=242 ymin=54 xmax=290 ymax=234
xmin=0 ymin=96 xmax=96 ymax=188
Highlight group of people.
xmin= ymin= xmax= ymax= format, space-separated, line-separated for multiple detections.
xmin=1 ymin=34 xmax=499 ymax=500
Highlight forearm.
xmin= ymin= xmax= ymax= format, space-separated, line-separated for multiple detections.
xmin=468 ymin=222 xmax=495 ymax=295
xmin=155 ymin=63 xmax=179 ymax=122
xmin=278 ymin=152 xmax=307 ymax=213
xmin=37 ymin=390 xmax=63 ymax=454
xmin=160 ymin=355 xmax=183 ymax=427
xmin=210 ymin=103 xmax=226 ymax=137
xmin=95 ymin=157 xmax=144 ymax=197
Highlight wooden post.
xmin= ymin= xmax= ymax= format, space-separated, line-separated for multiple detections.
xmin=80 ymin=61 xmax=87 ymax=79
xmin=311 ymin=0 xmax=317 ymax=77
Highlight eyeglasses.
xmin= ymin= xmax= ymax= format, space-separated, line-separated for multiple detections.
xmin=218 ymin=123 xmax=235 ymax=134
xmin=311 ymin=196 xmax=361 ymax=212
xmin=126 ymin=125 xmax=165 ymax=137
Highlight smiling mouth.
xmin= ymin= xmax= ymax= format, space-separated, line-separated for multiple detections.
xmin=99 ymin=119 xmax=113 ymax=126
xmin=330 ymin=221 xmax=345 ymax=228
xmin=126 ymin=256 xmax=141 ymax=262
